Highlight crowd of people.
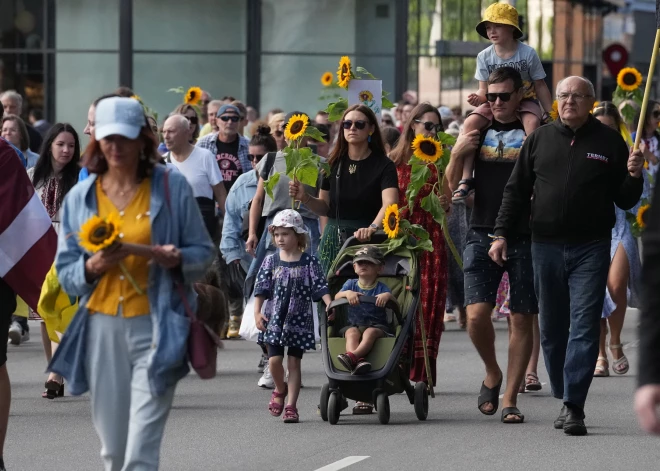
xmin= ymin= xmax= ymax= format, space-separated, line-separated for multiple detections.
xmin=0 ymin=3 xmax=660 ymax=471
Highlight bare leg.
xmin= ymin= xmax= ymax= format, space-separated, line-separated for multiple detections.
xmin=286 ymin=356 xmax=301 ymax=407
xmin=598 ymin=318 xmax=608 ymax=360
xmin=0 ymin=364 xmax=9 ymax=457
xmin=606 ymin=244 xmax=630 ymax=369
xmin=526 ymin=315 xmax=541 ymax=375
xmin=46 ymin=336 xmax=63 ymax=384
xmin=453 ymin=114 xmax=488 ymax=197
xmin=344 ymin=328 xmax=361 ymax=353
xmin=40 ymin=322 xmax=52 ymax=363
xmin=458 ymin=306 xmax=467 ymax=329
xmin=352 ymin=328 xmax=385 ymax=358
xmin=467 ymin=302 xmax=502 ymax=413
xmin=502 ymin=313 xmax=534 ymax=416
xmin=521 ymin=113 xmax=541 ymax=136
xmin=268 ymin=356 xmax=286 ymax=405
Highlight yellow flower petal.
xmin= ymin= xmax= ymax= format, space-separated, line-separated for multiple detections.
xmin=79 ymin=212 xmax=123 ymax=253
xmin=383 ymin=204 xmax=400 ymax=239
xmin=284 ymin=114 xmax=309 ymax=141
xmin=617 ymin=67 xmax=642 ymax=92
xmin=185 ymin=86 xmax=202 ymax=105
xmin=337 ymin=56 xmax=351 ymax=89
xmin=411 ymin=135 xmax=442 ymax=163
xmin=321 ymin=72 xmax=333 ymax=87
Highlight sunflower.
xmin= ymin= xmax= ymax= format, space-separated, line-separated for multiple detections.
xmin=321 ymin=72 xmax=333 ymax=87
xmin=337 ymin=56 xmax=351 ymax=89
xmin=284 ymin=113 xmax=309 ymax=141
xmin=359 ymin=90 xmax=373 ymax=102
xmin=617 ymin=67 xmax=642 ymax=92
xmin=131 ymin=94 xmax=142 ymax=103
xmin=411 ymin=135 xmax=442 ymax=163
xmin=383 ymin=204 xmax=400 ymax=239
xmin=645 ymin=160 xmax=649 ymax=170
xmin=549 ymin=100 xmax=559 ymax=121
xmin=79 ymin=212 xmax=122 ymax=253
xmin=184 ymin=86 xmax=202 ymax=105
xmin=637 ymin=204 xmax=651 ymax=229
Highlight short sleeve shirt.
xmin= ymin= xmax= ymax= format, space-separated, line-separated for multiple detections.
xmin=215 ymin=137 xmax=242 ymax=192
xmin=341 ymin=279 xmax=390 ymax=327
xmin=475 ymin=42 xmax=546 ymax=99
xmin=167 ymin=147 xmax=223 ymax=199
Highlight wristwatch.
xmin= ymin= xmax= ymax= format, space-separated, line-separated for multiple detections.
xmin=369 ymin=224 xmax=378 ymax=231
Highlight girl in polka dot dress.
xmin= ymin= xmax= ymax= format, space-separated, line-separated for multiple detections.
xmin=254 ymin=209 xmax=332 ymax=423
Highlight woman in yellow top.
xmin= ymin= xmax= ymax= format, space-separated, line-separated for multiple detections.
xmin=50 ymin=97 xmax=215 ymax=471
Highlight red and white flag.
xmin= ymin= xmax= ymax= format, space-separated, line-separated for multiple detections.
xmin=0 ymin=139 xmax=57 ymax=310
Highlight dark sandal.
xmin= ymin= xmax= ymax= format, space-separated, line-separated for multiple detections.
xmin=501 ymin=406 xmax=525 ymax=424
xmin=42 ymin=379 xmax=64 ymax=399
xmin=352 ymin=402 xmax=374 ymax=415
xmin=478 ymin=376 xmax=502 ymax=415
xmin=268 ymin=385 xmax=288 ymax=417
xmin=282 ymin=405 xmax=299 ymax=423
xmin=525 ymin=373 xmax=542 ymax=391
xmin=452 ymin=178 xmax=475 ymax=201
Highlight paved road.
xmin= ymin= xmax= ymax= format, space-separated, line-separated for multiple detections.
xmin=5 ymin=310 xmax=659 ymax=471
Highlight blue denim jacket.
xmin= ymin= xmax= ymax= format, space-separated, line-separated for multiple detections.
xmin=49 ymin=165 xmax=215 ymax=397
xmin=220 ymin=169 xmax=257 ymax=271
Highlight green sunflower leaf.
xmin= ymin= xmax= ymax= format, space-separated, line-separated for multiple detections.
xmin=295 ymin=161 xmax=319 ymax=187
xmin=409 ymin=223 xmax=430 ymax=241
xmin=283 ymin=148 xmax=299 ymax=177
xmin=167 ymin=87 xmax=185 ymax=94
xmin=420 ymin=191 xmax=445 ymax=226
xmin=386 ymin=235 xmax=406 ymax=253
xmin=356 ymin=67 xmax=377 ymax=79
xmin=410 ymin=238 xmax=434 ymax=252
xmin=327 ymin=99 xmax=348 ymax=122
xmin=263 ymin=172 xmax=280 ymax=200
xmin=620 ymin=104 xmax=636 ymax=125
xmin=303 ymin=126 xmax=326 ymax=143
xmin=437 ymin=131 xmax=457 ymax=146
xmin=382 ymin=96 xmax=395 ymax=109
xmin=319 ymin=161 xmax=331 ymax=177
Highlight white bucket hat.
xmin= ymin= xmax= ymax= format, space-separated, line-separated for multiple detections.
xmin=268 ymin=209 xmax=308 ymax=234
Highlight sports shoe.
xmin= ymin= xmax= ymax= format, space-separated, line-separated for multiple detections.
xmin=258 ymin=364 xmax=275 ymax=389
xmin=7 ymin=321 xmax=24 ymax=345
xmin=227 ymin=316 xmax=242 ymax=339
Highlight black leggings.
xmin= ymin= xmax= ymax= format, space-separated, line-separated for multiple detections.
xmin=266 ymin=344 xmax=304 ymax=359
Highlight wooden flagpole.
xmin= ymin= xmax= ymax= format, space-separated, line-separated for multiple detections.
xmin=634 ymin=1 xmax=660 ymax=151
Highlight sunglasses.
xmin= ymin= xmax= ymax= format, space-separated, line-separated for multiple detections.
xmin=273 ymin=130 xmax=283 ymax=137
xmin=342 ymin=120 xmax=367 ymax=130
xmin=219 ymin=115 xmax=240 ymax=123
xmin=248 ymin=153 xmax=265 ymax=162
xmin=201 ymin=100 xmax=210 ymax=106
xmin=415 ymin=120 xmax=443 ymax=133
xmin=185 ymin=115 xmax=199 ymax=125
xmin=486 ymin=92 xmax=515 ymax=102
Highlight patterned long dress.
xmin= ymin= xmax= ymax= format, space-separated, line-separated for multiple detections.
xmin=397 ymin=163 xmax=447 ymax=384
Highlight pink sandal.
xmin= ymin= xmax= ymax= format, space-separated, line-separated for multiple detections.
xmin=283 ymin=405 xmax=299 ymax=423
xmin=268 ymin=385 xmax=288 ymax=417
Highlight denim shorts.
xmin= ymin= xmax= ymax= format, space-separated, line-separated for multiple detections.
xmin=463 ymin=229 xmax=538 ymax=314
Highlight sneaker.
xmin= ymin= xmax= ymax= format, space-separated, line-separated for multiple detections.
xmin=258 ymin=353 xmax=267 ymax=373
xmin=7 ymin=321 xmax=22 ymax=345
xmin=258 ymin=364 xmax=275 ymax=389
xmin=337 ymin=353 xmax=355 ymax=372
xmin=227 ymin=316 xmax=242 ymax=339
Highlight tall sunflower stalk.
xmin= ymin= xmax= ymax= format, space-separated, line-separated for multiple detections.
xmin=324 ymin=56 xmax=395 ymax=121
xmin=263 ymin=115 xmax=329 ymax=209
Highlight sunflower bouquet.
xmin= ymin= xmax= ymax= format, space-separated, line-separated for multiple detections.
xmin=625 ymin=199 xmax=650 ymax=238
xmin=78 ymin=213 xmax=145 ymax=294
xmin=612 ymin=67 xmax=644 ymax=124
xmin=324 ymin=56 xmax=395 ymax=121
xmin=263 ymin=114 xmax=329 ymax=209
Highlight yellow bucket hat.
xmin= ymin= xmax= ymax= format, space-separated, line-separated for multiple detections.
xmin=476 ymin=3 xmax=523 ymax=40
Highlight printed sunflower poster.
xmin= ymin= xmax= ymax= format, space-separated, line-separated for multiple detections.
xmin=348 ymin=79 xmax=382 ymax=118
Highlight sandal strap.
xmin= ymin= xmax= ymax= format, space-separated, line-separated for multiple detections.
xmin=609 ymin=344 xmax=623 ymax=350
xmin=526 ymin=372 xmax=539 ymax=380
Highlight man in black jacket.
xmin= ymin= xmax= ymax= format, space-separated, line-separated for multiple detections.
xmin=636 ymin=172 xmax=660 ymax=434
xmin=491 ymin=76 xmax=644 ymax=435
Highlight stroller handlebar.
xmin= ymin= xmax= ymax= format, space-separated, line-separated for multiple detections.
xmin=327 ymin=296 xmax=403 ymax=325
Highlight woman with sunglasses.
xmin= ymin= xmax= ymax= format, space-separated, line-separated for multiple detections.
xmin=289 ymin=104 xmax=398 ymax=276
xmin=633 ymin=100 xmax=660 ymax=185
xmin=173 ymin=103 xmax=200 ymax=143
xmin=268 ymin=112 xmax=286 ymax=151
xmin=390 ymin=103 xmax=451 ymax=386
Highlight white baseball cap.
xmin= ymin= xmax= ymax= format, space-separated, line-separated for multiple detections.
xmin=95 ymin=97 xmax=146 ymax=141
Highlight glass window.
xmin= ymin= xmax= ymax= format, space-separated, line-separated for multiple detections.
xmin=0 ymin=1 xmax=45 ymax=51
xmin=55 ymin=0 xmax=119 ymax=51
xmin=0 ymin=52 xmax=44 ymax=117
xmin=133 ymin=53 xmax=246 ymax=122
xmin=133 ymin=0 xmax=246 ymax=52
xmin=55 ymin=52 xmax=118 ymax=136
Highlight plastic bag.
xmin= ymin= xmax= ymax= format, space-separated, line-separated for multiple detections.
xmin=239 ymin=295 xmax=321 ymax=342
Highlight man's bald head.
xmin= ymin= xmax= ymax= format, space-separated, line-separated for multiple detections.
xmin=556 ymin=76 xmax=596 ymax=130
xmin=163 ymin=114 xmax=192 ymax=152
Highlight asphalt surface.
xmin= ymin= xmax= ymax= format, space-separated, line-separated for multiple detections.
xmin=4 ymin=309 xmax=659 ymax=471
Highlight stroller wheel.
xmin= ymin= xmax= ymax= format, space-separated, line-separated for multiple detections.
xmin=320 ymin=383 xmax=330 ymax=422
xmin=376 ymin=393 xmax=390 ymax=425
xmin=328 ymin=391 xmax=341 ymax=425
xmin=414 ymin=382 xmax=429 ymax=421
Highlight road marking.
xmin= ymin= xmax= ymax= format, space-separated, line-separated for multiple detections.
xmin=499 ymin=382 xmax=547 ymax=399
xmin=315 ymin=456 xmax=370 ymax=471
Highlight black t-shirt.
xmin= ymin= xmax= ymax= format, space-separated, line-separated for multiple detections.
xmin=215 ymin=137 xmax=242 ymax=191
xmin=470 ymin=119 xmax=530 ymax=234
xmin=321 ymin=151 xmax=398 ymax=221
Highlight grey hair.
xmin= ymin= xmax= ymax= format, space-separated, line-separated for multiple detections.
xmin=208 ymin=99 xmax=224 ymax=109
xmin=0 ymin=90 xmax=22 ymax=107
xmin=556 ymin=76 xmax=595 ymax=97
xmin=165 ymin=114 xmax=190 ymax=131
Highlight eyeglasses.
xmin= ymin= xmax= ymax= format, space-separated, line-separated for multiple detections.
xmin=219 ymin=115 xmax=240 ymax=123
xmin=557 ymin=93 xmax=593 ymax=102
xmin=342 ymin=120 xmax=367 ymax=130
xmin=486 ymin=92 xmax=515 ymax=102
xmin=185 ymin=115 xmax=199 ymax=125
xmin=248 ymin=153 xmax=265 ymax=162
xmin=273 ymin=130 xmax=283 ymax=137
xmin=415 ymin=120 xmax=443 ymax=133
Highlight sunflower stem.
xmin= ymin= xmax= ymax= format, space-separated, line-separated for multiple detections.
xmin=119 ymin=262 xmax=145 ymax=296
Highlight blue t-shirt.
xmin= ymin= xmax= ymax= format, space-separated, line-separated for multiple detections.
xmin=340 ymin=279 xmax=390 ymax=327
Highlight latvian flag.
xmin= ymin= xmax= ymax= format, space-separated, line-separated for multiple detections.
xmin=0 ymin=138 xmax=57 ymax=311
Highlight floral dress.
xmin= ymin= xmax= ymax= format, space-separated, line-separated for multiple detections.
xmin=397 ymin=163 xmax=447 ymax=384
xmin=254 ymin=252 xmax=329 ymax=350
